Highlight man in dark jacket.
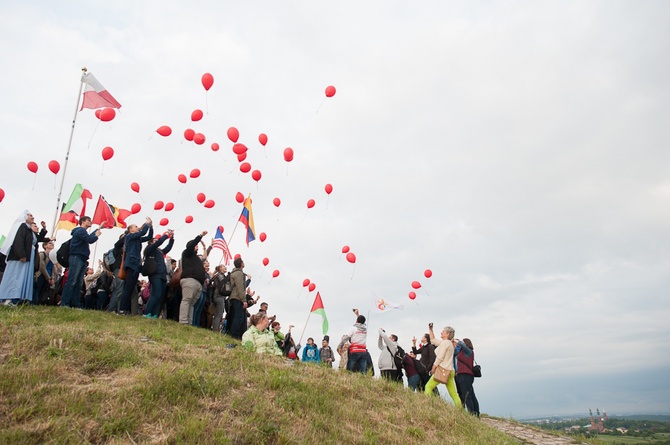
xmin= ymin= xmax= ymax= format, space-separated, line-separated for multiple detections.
xmin=143 ymin=229 xmax=174 ymax=318
xmin=118 ymin=218 xmax=153 ymax=314
xmin=179 ymin=231 xmax=207 ymax=324
xmin=61 ymin=217 xmax=103 ymax=308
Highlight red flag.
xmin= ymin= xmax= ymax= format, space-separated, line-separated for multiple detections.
xmin=80 ymin=72 xmax=122 ymax=110
xmin=91 ymin=195 xmax=116 ymax=228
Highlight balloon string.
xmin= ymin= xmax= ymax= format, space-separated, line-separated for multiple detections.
xmin=423 ymin=287 xmax=431 ymax=297
xmin=101 ymin=162 xmax=105 ymax=176
xmin=350 ymin=263 xmax=356 ymax=280
xmin=87 ymin=120 xmax=100 ymax=150
xmin=315 ymin=97 xmax=326 ymax=114
xmin=205 ymin=92 xmax=209 ymax=115
xmin=297 ymin=288 xmax=303 ymax=299
xmin=326 ymin=195 xmax=330 ymax=210
xmin=302 ymin=208 xmax=308 ymax=223
xmin=32 ymin=174 xmax=37 ymax=191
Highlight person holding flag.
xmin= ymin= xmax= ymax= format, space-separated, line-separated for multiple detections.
xmin=118 ymin=218 xmax=153 ymax=315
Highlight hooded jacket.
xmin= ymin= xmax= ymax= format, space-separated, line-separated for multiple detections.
xmin=346 ymin=322 xmax=367 ymax=354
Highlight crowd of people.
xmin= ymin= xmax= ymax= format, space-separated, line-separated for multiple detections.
xmin=0 ymin=210 xmax=480 ymax=416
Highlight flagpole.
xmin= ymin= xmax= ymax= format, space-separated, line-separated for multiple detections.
xmin=298 ymin=312 xmax=313 ymax=347
xmin=51 ymin=67 xmax=87 ymax=235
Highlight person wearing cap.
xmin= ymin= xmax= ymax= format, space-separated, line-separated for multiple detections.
xmin=319 ymin=335 xmax=335 ymax=367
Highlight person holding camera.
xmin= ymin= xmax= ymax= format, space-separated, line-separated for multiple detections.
xmin=423 ymin=323 xmax=462 ymax=408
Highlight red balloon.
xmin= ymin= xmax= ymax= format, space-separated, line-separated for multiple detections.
xmin=234 ymin=253 xmax=241 ymax=260
xmin=302 ymin=279 xmax=310 ymax=287
xmin=191 ymin=109 xmax=203 ymax=122
xmin=178 ymin=174 xmax=187 ymax=184
xmin=227 ymin=127 xmax=240 ymax=143
xmin=283 ymin=147 xmax=294 ymax=162
xmin=218 ymin=225 xmax=224 ymax=233
xmin=424 ymin=269 xmax=433 ymax=279
xmin=273 ymin=197 xmax=281 ymax=207
xmin=259 ymin=232 xmax=267 ymax=242
xmin=101 ymin=147 xmax=114 ymax=161
xmin=272 ymin=269 xmax=280 ymax=278
xmin=211 ymin=142 xmax=220 ymax=152
xmin=232 ymin=143 xmax=248 ymax=155
xmin=306 ymin=199 xmax=315 ymax=209
xmin=346 ymin=252 xmax=356 ymax=264
xmin=258 ymin=133 xmax=268 ymax=146
xmin=325 ymin=183 xmax=333 ymax=195
xmin=184 ymin=128 xmax=195 ymax=141
xmin=411 ymin=281 xmax=421 ymax=289
xmin=201 ymin=73 xmax=214 ymax=91
xmin=409 ymin=291 xmax=417 ymax=300
xmin=190 ymin=169 xmax=201 ymax=178
xmin=196 ymin=192 xmax=206 ymax=203
xmin=165 ymin=202 xmax=174 ymax=212
xmin=48 ymin=160 xmax=60 ymax=175
xmin=239 ymin=162 xmax=251 ymax=173
xmin=262 ymin=258 xmax=269 ymax=266
xmin=157 ymin=125 xmax=172 ymax=137
xmin=235 ymin=192 xmax=244 ymax=203
xmin=193 ymin=133 xmax=206 ymax=145
xmin=325 ymin=86 xmax=336 ymax=97
xmin=251 ymin=170 xmax=262 ymax=182
xmin=100 ymin=107 xmax=116 ymax=122
xmin=185 ymin=215 xmax=194 ymax=224
xmin=308 ymin=283 xmax=316 ymax=292
xmin=154 ymin=201 xmax=164 ymax=211
xmin=94 ymin=109 xmax=102 ymax=119
xmin=341 ymin=245 xmax=350 ymax=254
xmin=204 ymin=199 xmax=215 ymax=208
xmin=0 ymin=188 xmax=5 ymax=203
xmin=159 ymin=218 xmax=169 ymax=226
xmin=131 ymin=203 xmax=141 ymax=214
xmin=236 ymin=152 xmax=247 ymax=162
xmin=130 ymin=182 xmax=140 ymax=193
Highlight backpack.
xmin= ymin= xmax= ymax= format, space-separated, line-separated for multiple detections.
xmin=388 ymin=345 xmax=405 ymax=375
xmin=103 ymin=248 xmax=116 ymax=269
xmin=56 ymin=239 xmax=71 ymax=268
xmin=217 ymin=273 xmax=232 ymax=296
xmin=411 ymin=356 xmax=429 ymax=385
xmin=141 ymin=256 xmax=157 ymax=276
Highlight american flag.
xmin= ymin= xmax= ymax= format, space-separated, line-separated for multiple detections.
xmin=212 ymin=226 xmax=232 ymax=265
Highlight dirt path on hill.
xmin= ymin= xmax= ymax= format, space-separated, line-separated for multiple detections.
xmin=482 ymin=417 xmax=587 ymax=445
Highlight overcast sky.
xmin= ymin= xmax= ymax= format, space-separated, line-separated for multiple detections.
xmin=1 ymin=1 xmax=669 ymax=418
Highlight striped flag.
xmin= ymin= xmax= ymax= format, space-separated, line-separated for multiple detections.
xmin=80 ymin=72 xmax=122 ymax=110
xmin=212 ymin=226 xmax=232 ymax=265
xmin=238 ymin=195 xmax=256 ymax=246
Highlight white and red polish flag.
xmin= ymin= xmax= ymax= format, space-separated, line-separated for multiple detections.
xmin=80 ymin=72 xmax=122 ymax=110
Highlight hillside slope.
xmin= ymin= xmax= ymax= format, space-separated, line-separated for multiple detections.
xmin=0 ymin=306 xmax=516 ymax=444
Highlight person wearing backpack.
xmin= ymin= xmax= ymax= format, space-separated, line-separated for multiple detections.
xmin=118 ymin=218 xmax=153 ymax=315
xmin=142 ymin=229 xmax=174 ymax=318
xmin=456 ymin=338 xmax=480 ymax=416
xmin=210 ymin=265 xmax=230 ymax=332
xmin=378 ymin=328 xmax=403 ymax=383
xmin=60 ymin=216 xmax=104 ymax=308
xmin=106 ymin=233 xmax=127 ymax=313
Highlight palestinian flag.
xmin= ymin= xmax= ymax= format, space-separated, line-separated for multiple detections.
xmin=57 ymin=184 xmax=92 ymax=232
xmin=310 ymin=292 xmax=329 ymax=335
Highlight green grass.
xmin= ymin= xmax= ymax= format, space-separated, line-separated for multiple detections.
xmin=0 ymin=306 xmax=518 ymax=444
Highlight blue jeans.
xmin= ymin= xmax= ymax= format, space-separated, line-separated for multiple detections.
xmin=228 ymin=299 xmax=246 ymax=339
xmin=61 ymin=256 xmax=86 ymax=308
xmin=96 ymin=290 xmax=109 ymax=311
xmin=347 ymin=351 xmax=368 ymax=374
xmin=192 ymin=290 xmax=206 ymax=326
xmin=107 ymin=268 xmax=124 ymax=312
xmin=119 ymin=267 xmax=140 ymax=313
xmin=144 ymin=275 xmax=166 ymax=317
xmin=407 ymin=374 xmax=421 ymax=391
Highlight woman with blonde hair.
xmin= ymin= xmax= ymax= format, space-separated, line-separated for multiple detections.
xmin=423 ymin=323 xmax=462 ymax=408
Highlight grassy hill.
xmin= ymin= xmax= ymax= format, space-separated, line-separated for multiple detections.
xmin=0 ymin=306 xmax=516 ymax=444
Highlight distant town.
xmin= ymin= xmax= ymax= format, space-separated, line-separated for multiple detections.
xmin=521 ymin=410 xmax=670 ymax=442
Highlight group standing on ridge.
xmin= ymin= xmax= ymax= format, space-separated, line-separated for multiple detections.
xmin=0 ymin=209 xmax=480 ymax=416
